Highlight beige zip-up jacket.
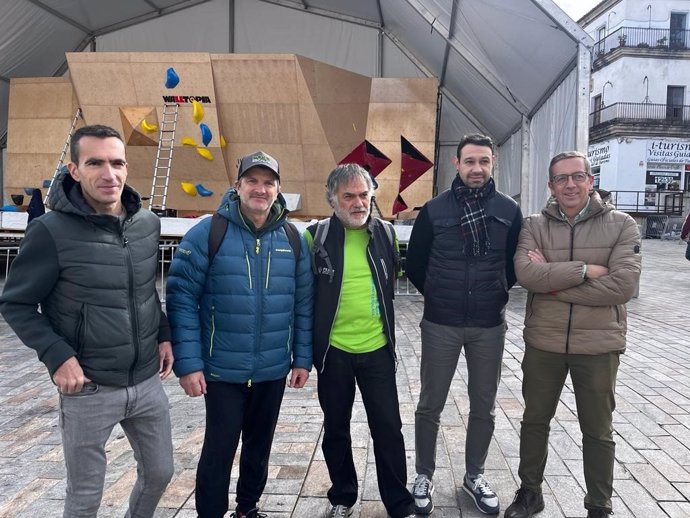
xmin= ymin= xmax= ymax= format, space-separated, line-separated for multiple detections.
xmin=515 ymin=191 xmax=641 ymax=355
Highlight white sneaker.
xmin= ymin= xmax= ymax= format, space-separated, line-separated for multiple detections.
xmin=463 ymin=473 xmax=499 ymax=514
xmin=412 ymin=474 xmax=434 ymax=515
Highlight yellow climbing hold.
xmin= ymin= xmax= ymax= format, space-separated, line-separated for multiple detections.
xmin=192 ymin=100 xmax=204 ymax=124
xmin=182 ymin=136 xmax=197 ymax=146
xmin=220 ymin=135 xmax=227 ymax=148
xmin=196 ymin=147 xmax=214 ymax=161
xmin=141 ymin=119 xmax=158 ymax=132
xmin=181 ymin=182 xmax=198 ymax=196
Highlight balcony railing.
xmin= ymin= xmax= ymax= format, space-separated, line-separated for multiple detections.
xmin=589 ymin=102 xmax=690 ymax=130
xmin=593 ymin=26 xmax=690 ymax=58
xmin=609 ymin=190 xmax=684 ymax=216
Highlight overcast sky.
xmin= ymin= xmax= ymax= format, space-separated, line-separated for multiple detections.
xmin=554 ymin=0 xmax=602 ymax=21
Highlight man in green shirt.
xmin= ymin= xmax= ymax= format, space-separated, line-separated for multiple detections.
xmin=307 ymin=164 xmax=414 ymax=518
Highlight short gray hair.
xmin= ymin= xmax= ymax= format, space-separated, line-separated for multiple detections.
xmin=325 ymin=163 xmax=374 ymax=205
xmin=549 ymin=151 xmax=591 ymax=178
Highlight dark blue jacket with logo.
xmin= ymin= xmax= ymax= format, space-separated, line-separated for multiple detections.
xmin=166 ymin=190 xmax=313 ymax=384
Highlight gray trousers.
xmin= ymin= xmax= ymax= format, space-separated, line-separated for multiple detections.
xmin=59 ymin=373 xmax=174 ymax=518
xmin=415 ymin=319 xmax=505 ymax=478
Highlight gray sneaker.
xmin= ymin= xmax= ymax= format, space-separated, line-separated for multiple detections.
xmin=463 ymin=474 xmax=499 ymax=514
xmin=412 ymin=474 xmax=434 ymax=514
xmin=329 ymin=504 xmax=354 ymax=518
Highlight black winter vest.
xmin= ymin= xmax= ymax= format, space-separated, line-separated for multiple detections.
xmin=409 ymin=185 xmax=521 ymax=328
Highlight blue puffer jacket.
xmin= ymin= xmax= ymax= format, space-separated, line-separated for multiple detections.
xmin=166 ymin=190 xmax=313 ymax=384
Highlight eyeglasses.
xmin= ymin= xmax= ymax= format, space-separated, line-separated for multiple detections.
xmin=550 ymin=172 xmax=590 ymax=186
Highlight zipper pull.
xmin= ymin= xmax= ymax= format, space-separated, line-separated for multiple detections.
xmin=255 ymin=238 xmax=260 ymax=255
xmin=247 ymin=379 xmax=252 ymax=388
xmin=123 ymin=236 xmax=129 ymax=248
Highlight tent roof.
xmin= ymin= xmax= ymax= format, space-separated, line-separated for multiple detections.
xmin=0 ymin=0 xmax=592 ymax=146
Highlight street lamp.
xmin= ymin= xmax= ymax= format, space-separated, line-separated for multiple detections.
xmin=602 ymin=81 xmax=613 ymax=109
xmin=647 ymin=4 xmax=652 ymax=28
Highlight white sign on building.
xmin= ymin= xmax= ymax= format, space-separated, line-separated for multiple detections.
xmin=646 ymin=140 xmax=690 ymax=164
xmin=588 ymin=141 xmax=612 ymax=167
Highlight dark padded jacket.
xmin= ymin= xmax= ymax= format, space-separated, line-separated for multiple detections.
xmin=308 ymin=215 xmax=398 ymax=373
xmin=0 ymin=170 xmax=170 ymax=387
xmin=166 ymin=190 xmax=313 ymax=384
xmin=406 ymin=175 xmax=522 ymax=328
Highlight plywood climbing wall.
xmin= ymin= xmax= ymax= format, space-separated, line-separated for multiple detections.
xmin=5 ymin=52 xmax=437 ymax=218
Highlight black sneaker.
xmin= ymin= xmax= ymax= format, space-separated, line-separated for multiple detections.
xmin=412 ymin=474 xmax=434 ymax=515
xmin=587 ymin=508 xmax=612 ymax=518
xmin=230 ymin=508 xmax=267 ymax=518
xmin=504 ymin=487 xmax=545 ymax=518
xmin=463 ymin=474 xmax=499 ymax=514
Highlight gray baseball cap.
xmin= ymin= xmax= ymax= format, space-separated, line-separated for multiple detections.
xmin=237 ymin=150 xmax=280 ymax=180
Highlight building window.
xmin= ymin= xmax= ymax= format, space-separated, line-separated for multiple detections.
xmin=596 ymin=25 xmax=606 ymax=54
xmin=670 ymin=13 xmax=687 ymax=49
xmin=592 ymin=94 xmax=602 ymax=126
xmin=666 ymin=86 xmax=685 ymax=121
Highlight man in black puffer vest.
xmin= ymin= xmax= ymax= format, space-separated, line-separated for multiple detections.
xmin=0 ymin=125 xmax=174 ymax=517
xmin=406 ymin=133 xmax=522 ymax=516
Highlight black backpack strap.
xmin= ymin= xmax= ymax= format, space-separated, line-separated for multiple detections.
xmin=284 ymin=221 xmax=301 ymax=264
xmin=207 ymin=212 xmax=229 ymax=265
xmin=311 ymin=219 xmax=334 ymax=282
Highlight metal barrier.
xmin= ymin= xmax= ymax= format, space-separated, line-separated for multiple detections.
xmin=0 ymin=241 xmax=419 ymax=303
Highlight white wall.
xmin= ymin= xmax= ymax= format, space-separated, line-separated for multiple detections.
xmin=592 ymin=56 xmax=690 ymax=106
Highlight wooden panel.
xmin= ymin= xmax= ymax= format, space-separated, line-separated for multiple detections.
xmin=370 ymin=78 xmax=438 ymax=103
xmin=220 ymin=104 xmax=301 ymax=144
xmin=80 ymin=105 xmax=125 ymax=133
xmin=6 ymin=119 xmax=74 ymax=155
xmin=211 ymin=55 xmax=298 ymax=104
xmin=68 ymin=61 xmax=136 ymax=106
xmin=366 ymin=102 xmax=437 ymax=141
xmin=5 ymin=154 xmax=58 ymax=192
xmin=8 ymin=78 xmax=75 ymax=119
xmin=296 ymin=56 xmax=371 ymax=104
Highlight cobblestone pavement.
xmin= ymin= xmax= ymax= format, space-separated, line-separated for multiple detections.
xmin=0 ymin=239 xmax=688 ymax=517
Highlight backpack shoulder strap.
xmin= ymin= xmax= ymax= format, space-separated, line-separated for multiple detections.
xmin=284 ymin=221 xmax=301 ymax=263
xmin=207 ymin=212 xmax=228 ymax=264
xmin=376 ymin=219 xmax=401 ymax=275
xmin=310 ymin=218 xmax=331 ymax=276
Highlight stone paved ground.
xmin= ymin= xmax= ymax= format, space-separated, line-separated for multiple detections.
xmin=0 ymin=238 xmax=688 ymax=518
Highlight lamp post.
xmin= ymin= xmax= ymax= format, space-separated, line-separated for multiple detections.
xmin=647 ymin=4 xmax=652 ymax=29
xmin=602 ymin=81 xmax=613 ymax=109
xmin=607 ymin=10 xmax=616 ymax=37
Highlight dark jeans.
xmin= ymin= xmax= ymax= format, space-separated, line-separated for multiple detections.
xmin=196 ymin=379 xmax=286 ymax=518
xmin=318 ymin=345 xmax=414 ymax=518
xmin=518 ymin=346 xmax=619 ymax=512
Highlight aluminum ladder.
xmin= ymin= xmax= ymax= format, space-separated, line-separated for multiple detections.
xmin=149 ymin=103 xmax=179 ymax=213
xmin=44 ymin=108 xmax=83 ymax=205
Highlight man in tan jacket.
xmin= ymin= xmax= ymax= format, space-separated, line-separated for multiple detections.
xmin=504 ymin=151 xmax=641 ymax=518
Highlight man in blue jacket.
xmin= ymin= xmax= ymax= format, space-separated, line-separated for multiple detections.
xmin=166 ymin=150 xmax=313 ymax=518
xmin=406 ymin=134 xmax=522 ymax=516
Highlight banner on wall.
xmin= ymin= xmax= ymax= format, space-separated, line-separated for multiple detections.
xmin=646 ymin=140 xmax=690 ymax=164
xmin=588 ymin=141 xmax=611 ymax=167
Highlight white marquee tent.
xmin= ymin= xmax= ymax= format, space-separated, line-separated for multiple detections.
xmin=0 ymin=0 xmax=593 ymax=214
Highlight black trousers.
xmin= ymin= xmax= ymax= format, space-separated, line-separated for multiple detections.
xmin=195 ymin=378 xmax=286 ymax=518
xmin=318 ymin=345 xmax=414 ymax=518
